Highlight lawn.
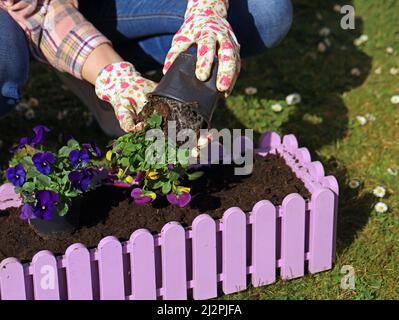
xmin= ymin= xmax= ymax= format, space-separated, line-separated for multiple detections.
xmin=1 ymin=0 xmax=398 ymax=299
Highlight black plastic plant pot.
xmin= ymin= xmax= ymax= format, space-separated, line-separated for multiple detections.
xmin=29 ymin=200 xmax=81 ymax=238
xmin=151 ymin=53 xmax=221 ymax=127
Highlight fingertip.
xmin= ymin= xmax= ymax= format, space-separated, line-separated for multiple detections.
xmin=217 ymin=83 xmax=227 ymax=92
xmin=196 ymin=69 xmax=209 ymax=82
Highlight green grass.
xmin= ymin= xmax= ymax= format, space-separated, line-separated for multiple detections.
xmin=1 ymin=0 xmax=398 ymax=299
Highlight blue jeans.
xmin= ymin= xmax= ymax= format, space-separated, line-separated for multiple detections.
xmin=0 ymin=10 xmax=30 ymax=116
xmin=0 ymin=0 xmax=293 ymax=117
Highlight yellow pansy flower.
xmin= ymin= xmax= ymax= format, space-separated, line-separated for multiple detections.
xmin=125 ymin=176 xmax=134 ymax=184
xmin=147 ymin=191 xmax=157 ymax=200
xmin=106 ymin=150 xmax=113 ymax=161
xmin=146 ymin=170 xmax=159 ymax=180
xmin=176 ymin=186 xmax=191 ymax=193
xmin=117 ymin=168 xmax=124 ymax=179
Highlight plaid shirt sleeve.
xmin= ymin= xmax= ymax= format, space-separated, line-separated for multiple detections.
xmin=1 ymin=0 xmax=111 ymax=79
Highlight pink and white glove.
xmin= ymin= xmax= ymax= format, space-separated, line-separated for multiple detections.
xmin=95 ymin=62 xmax=157 ymax=132
xmin=163 ymin=0 xmax=240 ymax=95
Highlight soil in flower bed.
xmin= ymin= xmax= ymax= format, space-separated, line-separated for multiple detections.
xmin=0 ymin=154 xmax=310 ymax=262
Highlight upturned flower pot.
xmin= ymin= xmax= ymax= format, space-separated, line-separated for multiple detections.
xmin=151 ymin=53 xmax=221 ymax=127
xmin=29 ymin=200 xmax=81 ymax=238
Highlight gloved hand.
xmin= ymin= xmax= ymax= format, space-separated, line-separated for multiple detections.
xmin=95 ymin=62 xmax=157 ymax=132
xmin=163 ymin=0 xmax=240 ymax=95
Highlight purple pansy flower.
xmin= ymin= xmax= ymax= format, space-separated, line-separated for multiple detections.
xmin=30 ymin=125 xmax=50 ymax=147
xmin=131 ymin=188 xmax=153 ymax=205
xmin=32 ymin=152 xmax=56 ymax=175
xmin=69 ymin=149 xmax=90 ymax=167
xmin=134 ymin=171 xmax=146 ymax=184
xmin=33 ymin=190 xmax=59 ymax=220
xmin=5 ymin=164 xmax=26 ymax=186
xmin=167 ymin=164 xmax=174 ymax=170
xmin=68 ymin=168 xmax=95 ymax=192
xmin=9 ymin=137 xmax=30 ymax=153
xmin=9 ymin=125 xmax=50 ymax=153
xmin=20 ymin=204 xmax=34 ymax=220
xmin=82 ymin=142 xmax=102 ymax=159
xmin=167 ymin=192 xmax=192 ymax=208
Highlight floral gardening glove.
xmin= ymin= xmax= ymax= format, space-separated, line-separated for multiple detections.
xmin=95 ymin=62 xmax=157 ymax=132
xmin=163 ymin=0 xmax=241 ymax=95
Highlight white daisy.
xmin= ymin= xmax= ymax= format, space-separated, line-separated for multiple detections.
xmin=348 ymin=179 xmax=360 ymax=189
xmin=389 ymin=67 xmax=399 ymax=75
xmin=354 ymin=34 xmax=368 ymax=46
xmin=386 ymin=47 xmax=394 ymax=54
xmin=15 ymin=102 xmax=28 ymax=112
xmin=286 ymin=93 xmax=302 ymax=105
xmin=374 ymin=202 xmax=388 ymax=213
xmin=191 ymin=147 xmax=199 ymax=158
xmin=333 ymin=4 xmax=342 ymax=12
xmin=28 ymin=97 xmax=39 ymax=108
xmin=365 ymin=113 xmax=376 ymax=121
xmin=373 ymin=185 xmax=386 ymax=198
xmin=324 ymin=38 xmax=332 ymax=47
xmin=244 ymin=86 xmax=258 ymax=95
xmin=25 ymin=108 xmax=35 ymax=120
xmin=271 ymin=103 xmax=283 ymax=113
xmin=356 ymin=115 xmax=367 ymax=126
xmin=375 ymin=67 xmax=382 ymax=75
xmin=319 ymin=27 xmax=331 ymax=37
xmin=351 ymin=68 xmax=361 ymax=77
xmin=197 ymin=133 xmax=212 ymax=149
xmin=387 ymin=168 xmax=398 ymax=176
xmin=57 ymin=110 xmax=68 ymax=121
xmin=318 ymin=42 xmax=327 ymax=53
xmin=391 ymin=95 xmax=399 ymax=105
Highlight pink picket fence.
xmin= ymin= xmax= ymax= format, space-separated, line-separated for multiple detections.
xmin=0 ymin=132 xmax=338 ymax=300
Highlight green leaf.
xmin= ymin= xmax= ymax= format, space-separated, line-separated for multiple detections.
xmin=168 ymin=171 xmax=180 ymax=182
xmin=36 ymin=174 xmax=51 ymax=187
xmin=147 ymin=112 xmax=162 ymax=128
xmin=65 ymin=190 xmax=79 ymax=198
xmin=14 ymin=186 xmax=22 ymax=193
xmin=57 ymin=202 xmax=69 ymax=217
xmin=58 ymin=146 xmax=71 ymax=158
xmin=20 ymin=156 xmax=33 ymax=166
xmin=67 ymin=139 xmax=80 ymax=150
xmin=162 ymin=181 xmax=172 ymax=194
xmin=22 ymin=181 xmax=35 ymax=192
xmin=151 ymin=180 xmax=164 ymax=189
xmin=119 ymin=157 xmax=130 ymax=168
xmin=26 ymin=168 xmax=40 ymax=180
xmin=187 ymin=171 xmax=204 ymax=181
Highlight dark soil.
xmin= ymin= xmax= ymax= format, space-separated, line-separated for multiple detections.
xmin=0 ymin=154 xmax=310 ymax=262
xmin=141 ymin=95 xmax=205 ymax=140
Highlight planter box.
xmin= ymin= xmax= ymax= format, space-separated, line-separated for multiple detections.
xmin=0 ymin=132 xmax=338 ymax=300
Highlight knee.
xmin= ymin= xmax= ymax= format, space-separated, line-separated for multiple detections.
xmin=249 ymin=0 xmax=293 ymax=49
xmin=0 ymin=10 xmax=30 ymax=115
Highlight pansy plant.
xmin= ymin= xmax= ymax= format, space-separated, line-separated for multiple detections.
xmin=106 ymin=112 xmax=203 ymax=207
xmin=5 ymin=126 xmax=105 ymax=221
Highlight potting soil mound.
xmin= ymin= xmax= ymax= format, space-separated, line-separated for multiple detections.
xmin=0 ymin=154 xmax=310 ymax=262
